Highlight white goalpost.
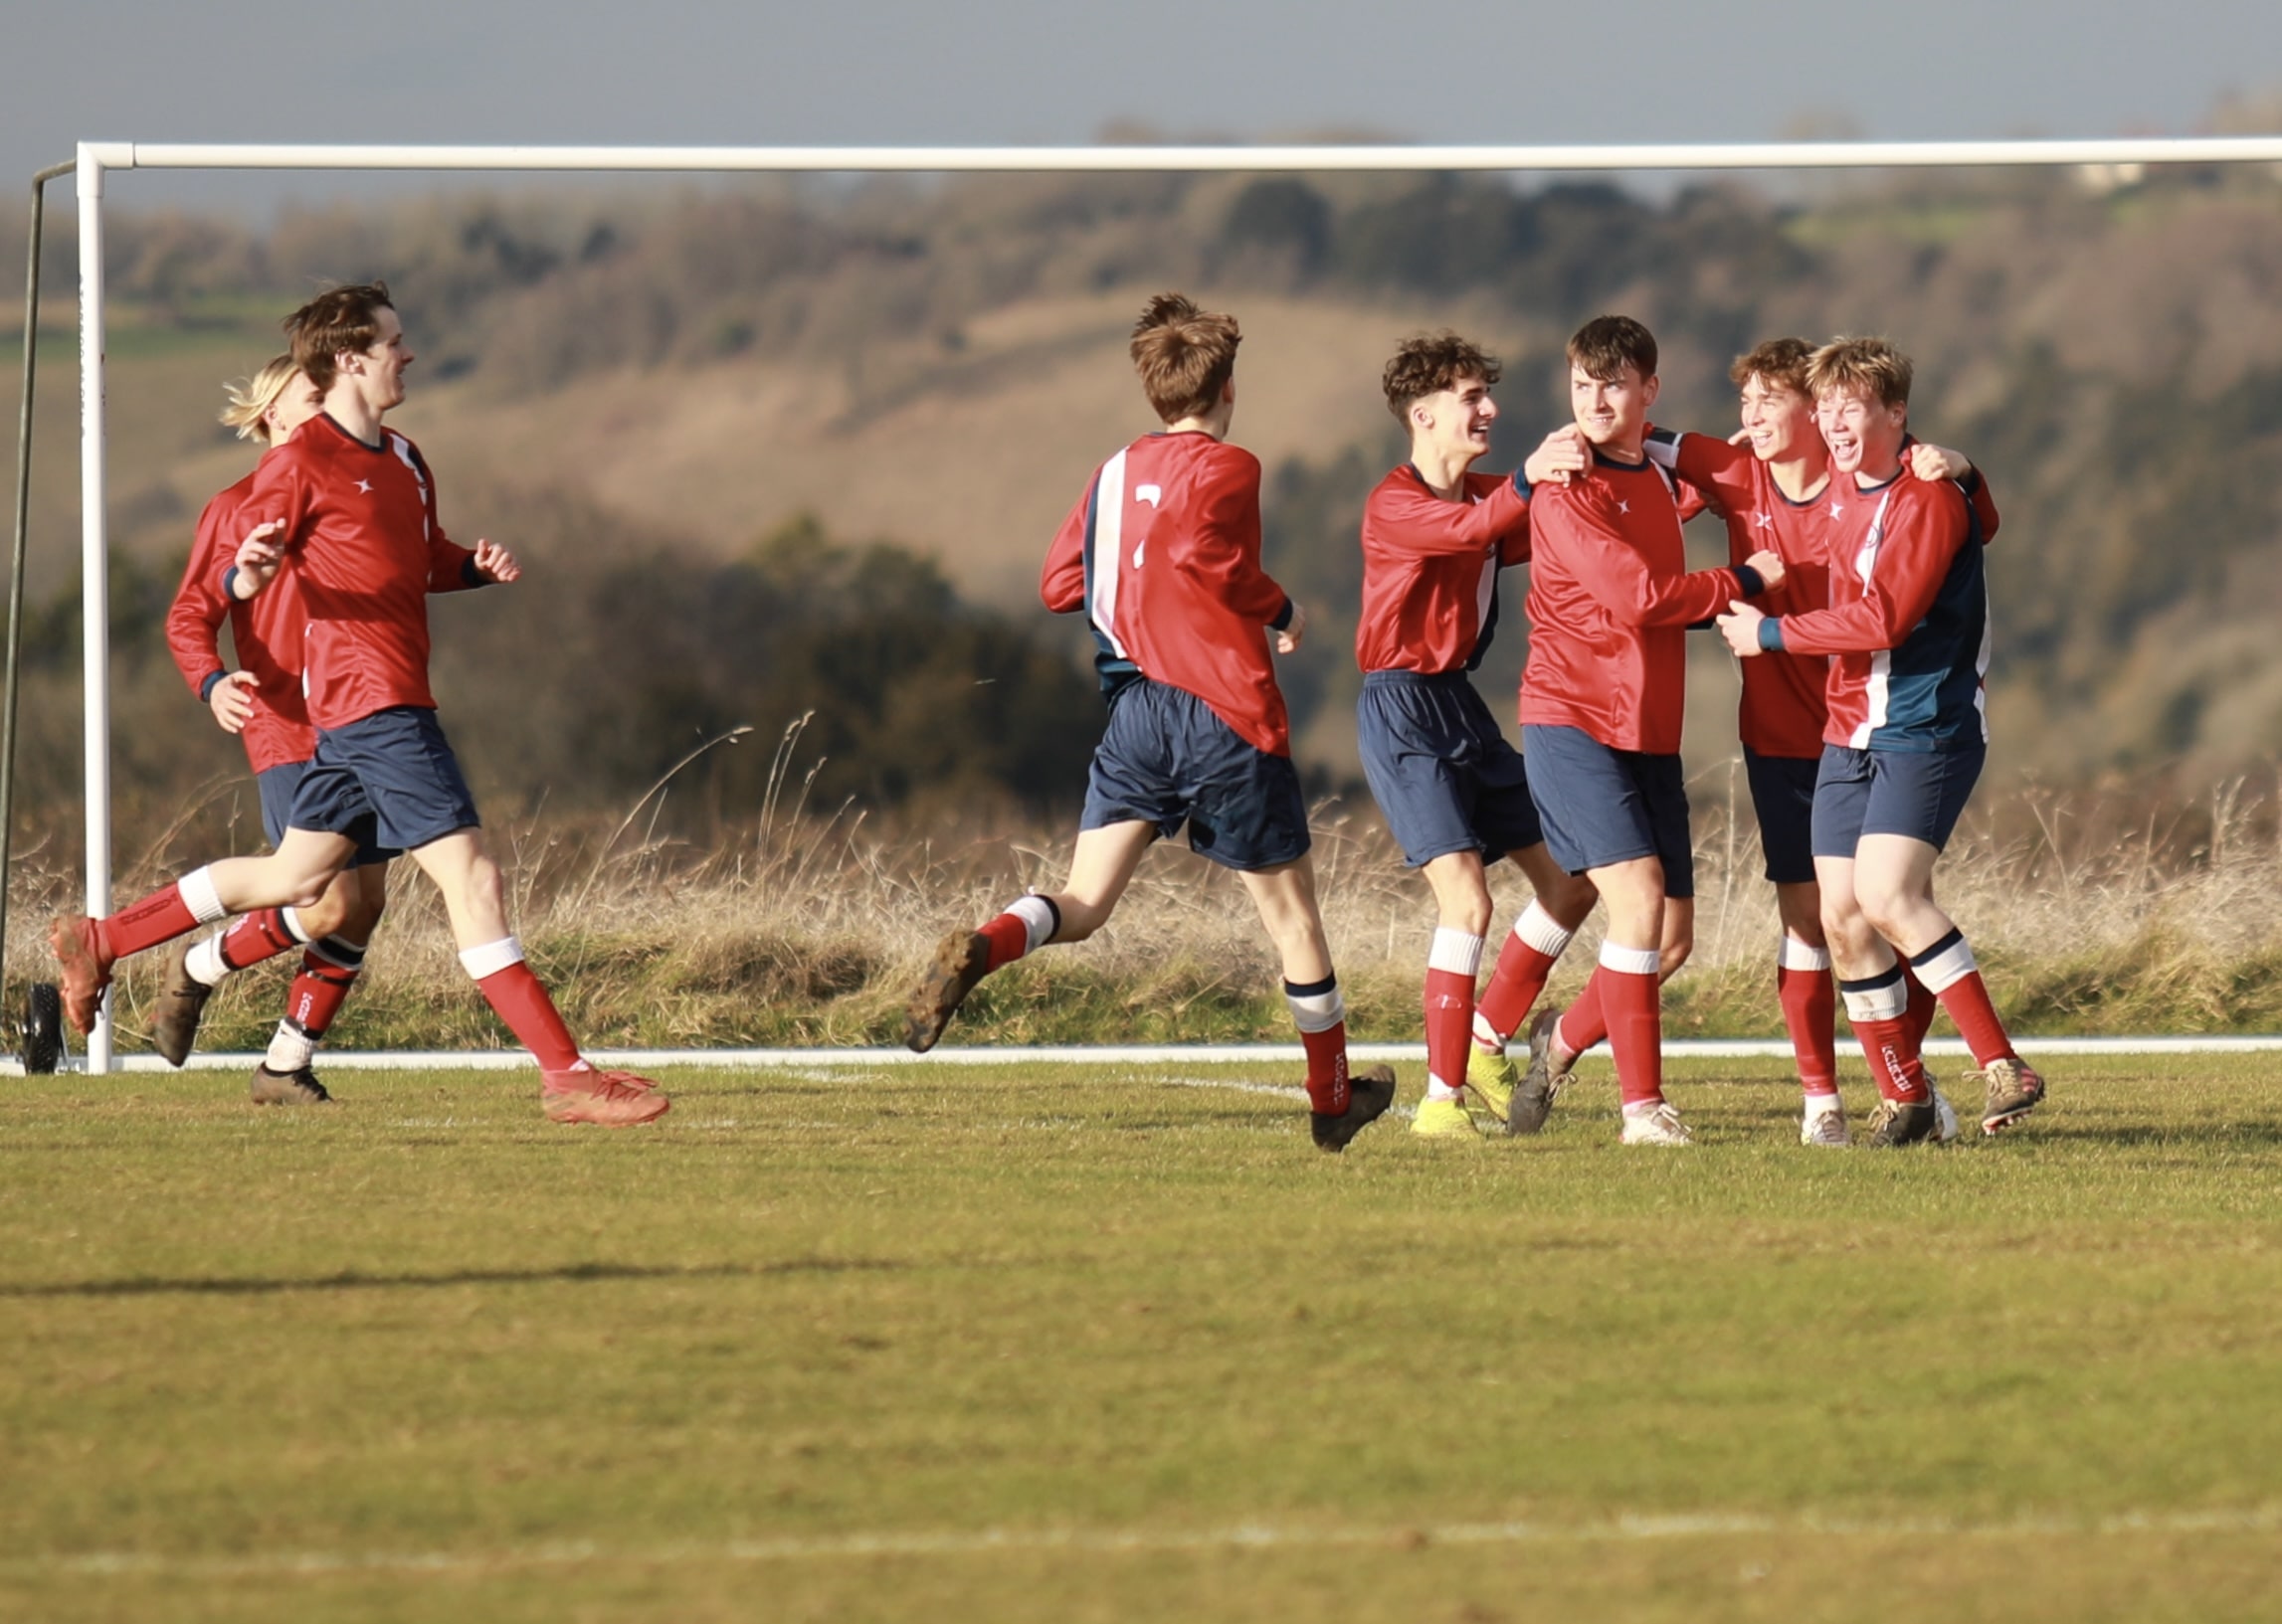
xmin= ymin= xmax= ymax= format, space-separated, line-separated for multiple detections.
xmin=64 ymin=133 xmax=2282 ymax=1070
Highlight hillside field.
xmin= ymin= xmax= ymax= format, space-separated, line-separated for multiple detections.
xmin=3 ymin=1054 xmax=2279 ymax=1622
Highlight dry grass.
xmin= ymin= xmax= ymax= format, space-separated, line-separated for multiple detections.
xmin=10 ymin=764 xmax=2282 ymax=1055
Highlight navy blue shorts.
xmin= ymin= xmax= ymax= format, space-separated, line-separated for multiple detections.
xmin=257 ymin=761 xmax=398 ymax=867
xmin=1522 ymin=723 xmax=1694 ymax=899
xmin=1081 ymin=679 xmax=1310 ymax=871
xmin=1357 ymin=670 xmax=1543 ymax=867
xmin=1744 ymin=748 xmax=1819 ymax=886
xmin=1811 ymin=744 xmax=1985 ymax=857
xmin=288 ymin=706 xmax=481 ymax=854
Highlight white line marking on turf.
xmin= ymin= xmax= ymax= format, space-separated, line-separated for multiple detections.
xmin=28 ymin=1505 xmax=2282 ymax=1577
xmin=14 ymin=1033 xmax=2282 ymax=1077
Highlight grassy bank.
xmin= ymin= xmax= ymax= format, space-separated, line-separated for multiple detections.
xmin=10 ymin=778 xmax=2282 ymax=1057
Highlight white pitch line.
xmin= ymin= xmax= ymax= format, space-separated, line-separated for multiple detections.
xmin=26 ymin=1504 xmax=2282 ymax=1578
xmin=10 ymin=1033 xmax=2282 ymax=1077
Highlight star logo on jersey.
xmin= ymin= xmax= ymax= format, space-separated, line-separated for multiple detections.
xmin=1754 ymin=511 xmax=1774 ymax=530
xmin=1827 ymin=500 xmax=1844 ymax=519
xmin=1616 ymin=499 xmax=1630 ymax=515
xmin=354 ymin=478 xmax=373 ymax=494
xmin=1135 ymin=484 xmax=1162 ymax=507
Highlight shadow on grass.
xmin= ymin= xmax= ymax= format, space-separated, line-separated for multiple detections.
xmin=0 ymin=1256 xmax=909 ymax=1300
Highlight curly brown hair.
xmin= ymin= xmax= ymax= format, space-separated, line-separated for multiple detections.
xmin=1381 ymin=332 xmax=1502 ymax=424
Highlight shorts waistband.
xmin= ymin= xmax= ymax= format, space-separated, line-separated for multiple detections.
xmin=1361 ymin=667 xmax=1472 ymax=692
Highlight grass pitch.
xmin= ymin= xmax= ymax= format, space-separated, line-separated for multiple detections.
xmin=3 ymin=1054 xmax=2280 ymax=1622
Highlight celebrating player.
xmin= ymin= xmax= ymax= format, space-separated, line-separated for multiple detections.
xmin=1516 ymin=315 xmax=1783 ymax=1145
xmin=902 ymin=292 xmax=1397 ymax=1153
xmin=156 ymin=357 xmax=394 ymax=1103
xmin=1355 ymin=333 xmax=1596 ymax=1141
xmin=49 ymin=283 xmax=666 ymax=1127
xmin=1617 ymin=340 xmax=1988 ymax=1144
xmin=1717 ymin=336 xmax=2044 ymax=1144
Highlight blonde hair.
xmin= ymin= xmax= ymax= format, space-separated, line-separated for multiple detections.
xmin=1129 ymin=292 xmax=1241 ymax=424
xmin=220 ymin=355 xmax=301 ymax=445
xmin=1807 ymin=335 xmax=1913 ymax=410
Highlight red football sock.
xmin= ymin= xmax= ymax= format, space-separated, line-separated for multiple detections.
xmin=470 ymin=958 xmax=583 ymax=1073
xmin=1901 ymin=962 xmax=1939 ymax=1052
xmin=221 ymin=907 xmax=304 ymax=971
xmin=1475 ymin=902 xmax=1574 ymax=1045
xmin=1931 ymin=971 xmax=2016 ymax=1068
xmin=285 ymin=953 xmax=360 ymax=1039
xmin=97 ymin=879 xmax=210 ymax=962
xmin=1556 ymin=978 xmax=1608 ymax=1063
xmin=1909 ymin=930 xmax=2016 ymax=1068
xmin=1425 ymin=930 xmax=1482 ymax=1093
xmin=979 ymin=895 xmax=1058 ymax=973
xmin=1592 ymin=947 xmax=1665 ymax=1109
xmin=1854 ymin=1017 xmax=1931 ymax=1103
xmin=1285 ymin=975 xmax=1350 ymax=1115
xmin=1778 ymin=946 xmax=1838 ymax=1097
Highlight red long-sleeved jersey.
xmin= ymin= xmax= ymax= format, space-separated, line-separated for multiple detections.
xmin=167 ymin=465 xmax=316 ymax=774
xmin=1355 ymin=464 xmax=1530 ymax=675
xmin=1040 ymin=431 xmax=1294 ymax=757
xmin=242 ymin=414 xmax=483 ymax=732
xmin=1519 ymin=451 xmax=1754 ymax=755
xmin=1768 ymin=464 xmax=1997 ymax=752
xmin=1645 ymin=431 xmax=1833 ymax=759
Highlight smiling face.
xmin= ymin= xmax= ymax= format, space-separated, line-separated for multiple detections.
xmin=1815 ymin=382 xmax=1907 ymax=479
xmin=1570 ymin=360 xmax=1658 ymax=451
xmin=1738 ymin=372 xmax=1816 ymax=463
xmin=1413 ymin=373 xmax=1498 ymax=468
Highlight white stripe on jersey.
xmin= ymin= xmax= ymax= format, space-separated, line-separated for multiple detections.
xmin=1086 ymin=450 xmax=1131 ymax=661
xmin=1847 ymin=487 xmax=1899 ymax=750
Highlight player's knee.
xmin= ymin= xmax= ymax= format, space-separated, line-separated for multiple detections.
xmin=294 ymin=888 xmax=350 ymax=939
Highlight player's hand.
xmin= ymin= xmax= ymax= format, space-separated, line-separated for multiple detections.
xmin=1729 ymin=427 xmax=1752 ymax=447
xmin=1273 ymin=599 xmax=1306 ymax=654
xmin=1522 ymin=425 xmax=1591 ymax=487
xmin=472 ymin=539 xmax=520 ymax=584
xmin=1744 ymin=548 xmax=1786 ymax=591
xmin=1909 ymin=442 xmax=1973 ymax=482
xmin=1716 ymin=602 xmax=1766 ymax=656
xmin=231 ymin=521 xmax=285 ymax=599
xmin=208 ymin=671 xmax=257 ymax=734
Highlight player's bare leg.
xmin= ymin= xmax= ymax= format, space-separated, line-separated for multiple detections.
xmin=1236 ymin=854 xmax=1395 ymax=1152
xmin=1852 ymin=832 xmax=2041 ymax=1134
xmin=409 ymin=827 xmax=665 ymax=1126
xmin=902 ymin=819 xmax=1158 ymax=1053
xmin=48 ymin=828 xmax=357 ymax=1036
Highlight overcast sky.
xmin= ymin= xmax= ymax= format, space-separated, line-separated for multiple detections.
xmin=4 ymin=0 xmax=2280 ymax=214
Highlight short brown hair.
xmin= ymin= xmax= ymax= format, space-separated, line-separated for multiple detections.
xmin=1729 ymin=336 xmax=1813 ymax=396
xmin=1807 ymin=335 xmax=1913 ymax=410
xmin=1130 ymin=292 xmax=1240 ymax=424
xmin=1567 ymin=314 xmax=1657 ymax=383
xmin=219 ymin=354 xmax=300 ymax=445
xmin=1382 ymin=332 xmax=1501 ymax=424
xmin=285 ymin=281 xmax=394 ymax=392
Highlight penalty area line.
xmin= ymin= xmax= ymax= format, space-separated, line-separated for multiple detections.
xmin=32 ymin=1505 xmax=2282 ymax=1578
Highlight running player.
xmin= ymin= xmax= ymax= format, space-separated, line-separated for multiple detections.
xmin=157 ymin=357 xmax=393 ymax=1103
xmin=1717 ymin=335 xmax=2044 ymax=1144
xmin=1355 ymin=333 xmax=1597 ymax=1141
xmin=902 ymin=292 xmax=1397 ymax=1153
xmin=1518 ymin=315 xmax=1784 ymax=1145
xmin=49 ymin=283 xmax=666 ymax=1127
